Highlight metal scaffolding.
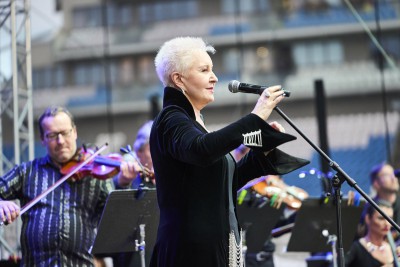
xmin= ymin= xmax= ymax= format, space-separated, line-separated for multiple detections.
xmin=0 ymin=0 xmax=34 ymax=258
xmin=0 ymin=0 xmax=34 ymax=173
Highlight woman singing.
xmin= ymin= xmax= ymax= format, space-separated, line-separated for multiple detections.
xmin=149 ymin=36 xmax=309 ymax=267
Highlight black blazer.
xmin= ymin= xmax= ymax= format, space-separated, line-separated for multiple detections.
xmin=149 ymin=87 xmax=309 ymax=267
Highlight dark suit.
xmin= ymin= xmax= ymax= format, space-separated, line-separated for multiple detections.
xmin=149 ymin=87 xmax=308 ymax=267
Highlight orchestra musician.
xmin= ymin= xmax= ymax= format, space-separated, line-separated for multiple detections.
xmin=233 ymin=145 xmax=308 ymax=267
xmin=120 ymin=120 xmax=155 ymax=190
xmin=0 ymin=106 xmax=140 ymax=266
xmin=346 ymin=199 xmax=400 ymax=267
xmin=149 ymin=36 xmax=309 ymax=267
xmin=111 ymin=120 xmax=156 ymax=267
xmin=370 ymin=163 xmax=400 ymax=230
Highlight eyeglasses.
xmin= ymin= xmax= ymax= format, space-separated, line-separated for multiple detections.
xmin=45 ymin=128 xmax=73 ymax=141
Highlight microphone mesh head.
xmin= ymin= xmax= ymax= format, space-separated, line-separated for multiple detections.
xmin=228 ymin=80 xmax=240 ymax=93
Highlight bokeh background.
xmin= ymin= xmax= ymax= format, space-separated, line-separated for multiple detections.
xmin=0 ymin=0 xmax=399 ymax=261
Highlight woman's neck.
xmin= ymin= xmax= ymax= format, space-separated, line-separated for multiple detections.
xmin=191 ymin=108 xmax=207 ymax=131
xmin=180 ymin=90 xmax=207 ymax=129
xmin=365 ymin=233 xmax=386 ymax=246
xmin=193 ymin=109 xmax=201 ymax=120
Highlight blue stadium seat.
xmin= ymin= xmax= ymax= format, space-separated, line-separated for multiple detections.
xmin=281 ymin=135 xmax=396 ymax=197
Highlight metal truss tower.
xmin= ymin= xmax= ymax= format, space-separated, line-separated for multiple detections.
xmin=0 ymin=0 xmax=34 ymax=175
xmin=0 ymin=0 xmax=33 ymax=258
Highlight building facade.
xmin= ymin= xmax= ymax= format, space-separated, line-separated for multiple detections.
xmin=27 ymin=0 xmax=400 ymax=194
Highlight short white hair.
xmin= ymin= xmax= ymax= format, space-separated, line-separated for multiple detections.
xmin=154 ymin=36 xmax=216 ymax=87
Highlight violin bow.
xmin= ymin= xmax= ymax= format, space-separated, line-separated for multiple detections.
xmin=1 ymin=143 xmax=109 ymax=226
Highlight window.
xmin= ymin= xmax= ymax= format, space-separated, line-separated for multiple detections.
xmin=222 ymin=48 xmax=240 ymax=75
xmin=72 ymin=6 xmax=102 ymax=28
xmin=326 ymin=41 xmax=343 ymax=64
xmin=120 ymin=5 xmax=132 ymax=26
xmin=74 ymin=64 xmax=88 ymax=85
xmin=106 ymin=5 xmax=116 ymax=26
xmin=91 ymin=64 xmax=104 ymax=85
xmin=292 ymin=40 xmax=344 ymax=67
xmin=139 ymin=1 xmax=198 ymax=23
xmin=108 ymin=3 xmax=133 ymax=27
xmin=32 ymin=66 xmax=65 ymax=89
xmin=73 ymin=62 xmax=105 ymax=86
xmin=222 ymin=0 xmax=269 ymax=14
xmin=54 ymin=66 xmax=65 ymax=87
xmin=370 ymin=34 xmax=400 ymax=67
xmin=138 ymin=56 xmax=155 ymax=84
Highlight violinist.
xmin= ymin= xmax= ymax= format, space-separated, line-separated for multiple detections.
xmin=111 ymin=120 xmax=156 ymax=267
xmin=233 ymin=145 xmax=307 ymax=267
xmin=0 ymin=106 xmax=140 ymax=267
xmin=120 ymin=120 xmax=155 ymax=190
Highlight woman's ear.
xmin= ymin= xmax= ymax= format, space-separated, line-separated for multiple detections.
xmin=171 ymin=72 xmax=184 ymax=89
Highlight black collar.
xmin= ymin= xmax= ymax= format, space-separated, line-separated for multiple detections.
xmin=162 ymin=86 xmax=196 ymax=121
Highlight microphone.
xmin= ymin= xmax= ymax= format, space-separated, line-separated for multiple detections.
xmin=228 ymin=80 xmax=290 ymax=97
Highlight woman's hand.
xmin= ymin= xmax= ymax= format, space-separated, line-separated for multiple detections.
xmin=251 ymin=85 xmax=285 ymax=121
xmin=269 ymin=121 xmax=285 ymax=133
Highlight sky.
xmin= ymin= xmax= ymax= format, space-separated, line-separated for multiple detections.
xmin=0 ymin=0 xmax=61 ymax=79
xmin=31 ymin=0 xmax=62 ymax=38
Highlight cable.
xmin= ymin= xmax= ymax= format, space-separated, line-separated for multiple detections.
xmin=343 ymin=0 xmax=397 ymax=70
xmin=233 ymin=0 xmax=246 ymax=118
xmin=373 ymin=0 xmax=392 ymax=163
xmin=101 ymin=0 xmax=115 ymax=151
xmin=344 ymin=0 xmax=396 ymax=163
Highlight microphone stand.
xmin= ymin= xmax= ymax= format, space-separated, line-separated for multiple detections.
xmin=135 ymin=224 xmax=146 ymax=267
xmin=274 ymin=106 xmax=400 ymax=267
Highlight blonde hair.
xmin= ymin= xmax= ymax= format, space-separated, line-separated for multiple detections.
xmin=154 ymin=37 xmax=216 ymax=87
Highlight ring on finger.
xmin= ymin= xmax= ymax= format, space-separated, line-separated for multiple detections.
xmin=264 ymin=90 xmax=270 ymax=98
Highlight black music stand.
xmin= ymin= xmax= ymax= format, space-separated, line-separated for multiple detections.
xmin=287 ymin=197 xmax=365 ymax=254
xmin=237 ymin=192 xmax=285 ymax=253
xmin=91 ymin=188 xmax=159 ymax=267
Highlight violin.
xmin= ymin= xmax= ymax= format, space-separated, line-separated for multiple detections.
xmin=61 ymin=146 xmax=153 ymax=181
xmin=60 ymin=149 xmax=120 ymax=181
xmin=1 ymin=144 xmax=109 ymax=225
xmin=250 ymin=175 xmax=308 ymax=210
xmin=1 ymin=143 xmax=153 ymax=226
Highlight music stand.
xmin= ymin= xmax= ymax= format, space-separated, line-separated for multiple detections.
xmin=91 ymin=188 xmax=159 ymax=267
xmin=237 ymin=192 xmax=285 ymax=253
xmin=287 ymin=197 xmax=365 ymax=253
